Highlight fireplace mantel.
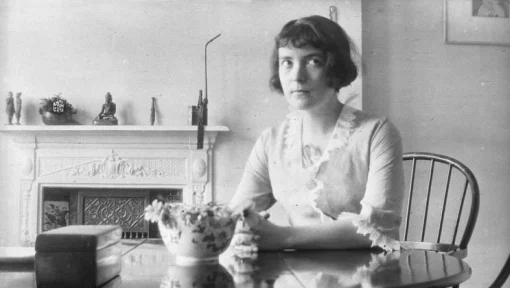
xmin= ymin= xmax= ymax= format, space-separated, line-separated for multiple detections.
xmin=0 ymin=125 xmax=229 ymax=141
xmin=0 ymin=125 xmax=229 ymax=245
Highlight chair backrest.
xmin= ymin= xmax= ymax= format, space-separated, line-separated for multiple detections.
xmin=401 ymin=152 xmax=480 ymax=258
xmin=489 ymin=254 xmax=510 ymax=288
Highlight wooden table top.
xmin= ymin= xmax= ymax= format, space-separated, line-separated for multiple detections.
xmin=119 ymin=240 xmax=471 ymax=288
xmin=0 ymin=239 xmax=471 ymax=288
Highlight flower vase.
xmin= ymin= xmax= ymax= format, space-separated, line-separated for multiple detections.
xmin=41 ymin=111 xmax=69 ymax=125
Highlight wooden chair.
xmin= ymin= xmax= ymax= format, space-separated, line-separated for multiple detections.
xmin=489 ymin=254 xmax=510 ymax=288
xmin=400 ymin=152 xmax=480 ymax=260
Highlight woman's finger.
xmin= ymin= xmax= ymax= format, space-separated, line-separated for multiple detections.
xmin=232 ymin=233 xmax=260 ymax=246
xmin=234 ymin=250 xmax=258 ymax=260
xmin=232 ymin=258 xmax=259 ymax=274
xmin=259 ymin=210 xmax=270 ymax=220
xmin=235 ymin=244 xmax=258 ymax=253
xmin=242 ymin=208 xmax=265 ymax=227
xmin=235 ymin=219 xmax=252 ymax=234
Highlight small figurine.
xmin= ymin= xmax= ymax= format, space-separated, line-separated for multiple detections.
xmin=5 ymin=91 xmax=15 ymax=125
xmin=14 ymin=92 xmax=22 ymax=125
xmin=93 ymin=92 xmax=118 ymax=125
xmin=150 ymin=97 xmax=156 ymax=125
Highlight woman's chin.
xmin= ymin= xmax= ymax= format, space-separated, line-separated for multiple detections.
xmin=287 ymin=100 xmax=314 ymax=111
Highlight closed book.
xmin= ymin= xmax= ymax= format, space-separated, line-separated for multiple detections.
xmin=35 ymin=225 xmax=122 ymax=252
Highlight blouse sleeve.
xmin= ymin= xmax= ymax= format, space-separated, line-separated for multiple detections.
xmin=353 ymin=119 xmax=405 ymax=251
xmin=228 ymin=130 xmax=276 ymax=213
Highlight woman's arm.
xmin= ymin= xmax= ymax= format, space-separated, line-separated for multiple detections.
xmin=241 ymin=210 xmax=371 ymax=251
xmin=228 ymin=129 xmax=276 ymax=213
xmin=285 ymin=216 xmax=372 ymax=250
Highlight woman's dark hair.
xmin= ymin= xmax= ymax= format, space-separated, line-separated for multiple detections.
xmin=269 ymin=15 xmax=360 ymax=93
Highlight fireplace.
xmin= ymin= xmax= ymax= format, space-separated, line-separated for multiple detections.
xmin=0 ymin=125 xmax=228 ymax=246
xmin=42 ymin=187 xmax=183 ymax=239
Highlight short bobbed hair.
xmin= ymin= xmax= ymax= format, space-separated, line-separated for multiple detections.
xmin=269 ymin=15 xmax=359 ymax=94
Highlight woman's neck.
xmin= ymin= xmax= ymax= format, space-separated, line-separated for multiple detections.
xmin=301 ymin=100 xmax=344 ymax=136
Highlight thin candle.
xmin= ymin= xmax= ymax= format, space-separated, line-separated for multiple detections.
xmin=204 ymin=33 xmax=221 ymax=102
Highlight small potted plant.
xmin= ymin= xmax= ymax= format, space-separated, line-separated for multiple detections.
xmin=39 ymin=93 xmax=77 ymax=125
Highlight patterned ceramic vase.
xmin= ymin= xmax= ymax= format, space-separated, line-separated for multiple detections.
xmin=157 ymin=204 xmax=238 ymax=265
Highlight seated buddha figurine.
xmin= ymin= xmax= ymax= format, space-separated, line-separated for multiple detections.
xmin=93 ymin=92 xmax=118 ymax=125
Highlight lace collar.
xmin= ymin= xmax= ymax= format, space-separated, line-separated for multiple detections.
xmin=283 ymin=104 xmax=358 ymax=173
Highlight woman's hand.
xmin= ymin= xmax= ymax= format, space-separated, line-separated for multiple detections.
xmin=232 ymin=208 xmax=291 ymax=251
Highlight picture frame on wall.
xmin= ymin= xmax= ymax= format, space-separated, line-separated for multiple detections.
xmin=444 ymin=0 xmax=510 ymax=46
xmin=42 ymin=201 xmax=69 ymax=232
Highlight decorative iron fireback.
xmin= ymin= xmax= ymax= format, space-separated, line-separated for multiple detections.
xmin=83 ymin=197 xmax=145 ymax=228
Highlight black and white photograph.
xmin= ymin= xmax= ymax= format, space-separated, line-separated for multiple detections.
xmin=0 ymin=1 xmax=509 ymax=287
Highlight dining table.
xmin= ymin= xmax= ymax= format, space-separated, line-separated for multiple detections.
xmin=0 ymin=239 xmax=471 ymax=288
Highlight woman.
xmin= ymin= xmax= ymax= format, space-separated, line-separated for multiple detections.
xmin=229 ymin=15 xmax=404 ymax=252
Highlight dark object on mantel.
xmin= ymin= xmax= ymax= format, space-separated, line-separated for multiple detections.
xmin=35 ymin=225 xmax=122 ymax=288
xmin=5 ymin=91 xmax=15 ymax=125
xmin=14 ymin=92 xmax=22 ymax=125
xmin=150 ymin=97 xmax=156 ymax=125
xmin=197 ymin=89 xmax=206 ymax=149
xmin=41 ymin=110 xmax=71 ymax=125
xmin=93 ymin=92 xmax=118 ymax=125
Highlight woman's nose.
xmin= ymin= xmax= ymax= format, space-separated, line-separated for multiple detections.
xmin=291 ymin=64 xmax=307 ymax=82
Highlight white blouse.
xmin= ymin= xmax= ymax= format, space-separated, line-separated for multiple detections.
xmin=229 ymin=105 xmax=405 ymax=251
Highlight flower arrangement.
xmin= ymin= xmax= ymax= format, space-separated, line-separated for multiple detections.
xmin=144 ymin=200 xmax=235 ymax=229
xmin=39 ymin=93 xmax=77 ymax=116
xmin=144 ymin=200 xmax=239 ymax=259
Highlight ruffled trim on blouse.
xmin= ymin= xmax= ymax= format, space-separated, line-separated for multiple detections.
xmin=283 ymin=113 xmax=302 ymax=168
xmin=352 ymin=204 xmax=401 ymax=252
xmin=282 ymin=105 xmax=401 ymax=251
xmin=282 ymin=105 xmax=357 ymax=217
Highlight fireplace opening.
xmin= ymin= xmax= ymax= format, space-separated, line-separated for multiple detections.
xmin=41 ymin=187 xmax=182 ymax=239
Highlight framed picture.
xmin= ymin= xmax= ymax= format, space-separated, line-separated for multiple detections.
xmin=42 ymin=201 xmax=69 ymax=232
xmin=444 ymin=0 xmax=510 ymax=46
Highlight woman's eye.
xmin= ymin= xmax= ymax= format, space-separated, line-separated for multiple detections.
xmin=308 ymin=58 xmax=324 ymax=66
xmin=280 ymin=60 xmax=292 ymax=68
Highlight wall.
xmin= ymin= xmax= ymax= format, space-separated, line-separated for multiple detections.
xmin=0 ymin=0 xmax=361 ymax=244
xmin=362 ymin=1 xmax=510 ymax=287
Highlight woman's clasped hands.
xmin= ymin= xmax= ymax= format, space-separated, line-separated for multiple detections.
xmin=231 ymin=208 xmax=291 ymax=253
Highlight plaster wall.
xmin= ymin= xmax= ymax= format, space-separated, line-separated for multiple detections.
xmin=363 ymin=1 xmax=510 ymax=287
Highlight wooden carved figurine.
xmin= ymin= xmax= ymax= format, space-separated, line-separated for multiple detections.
xmin=15 ymin=92 xmax=22 ymax=125
xmin=93 ymin=92 xmax=118 ymax=125
xmin=5 ymin=91 xmax=15 ymax=125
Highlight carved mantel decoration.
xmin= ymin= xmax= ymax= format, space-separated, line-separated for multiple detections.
xmin=0 ymin=125 xmax=229 ymax=246
xmin=55 ymin=149 xmax=171 ymax=179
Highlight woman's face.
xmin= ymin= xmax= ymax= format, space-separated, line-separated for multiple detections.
xmin=278 ymin=44 xmax=336 ymax=111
